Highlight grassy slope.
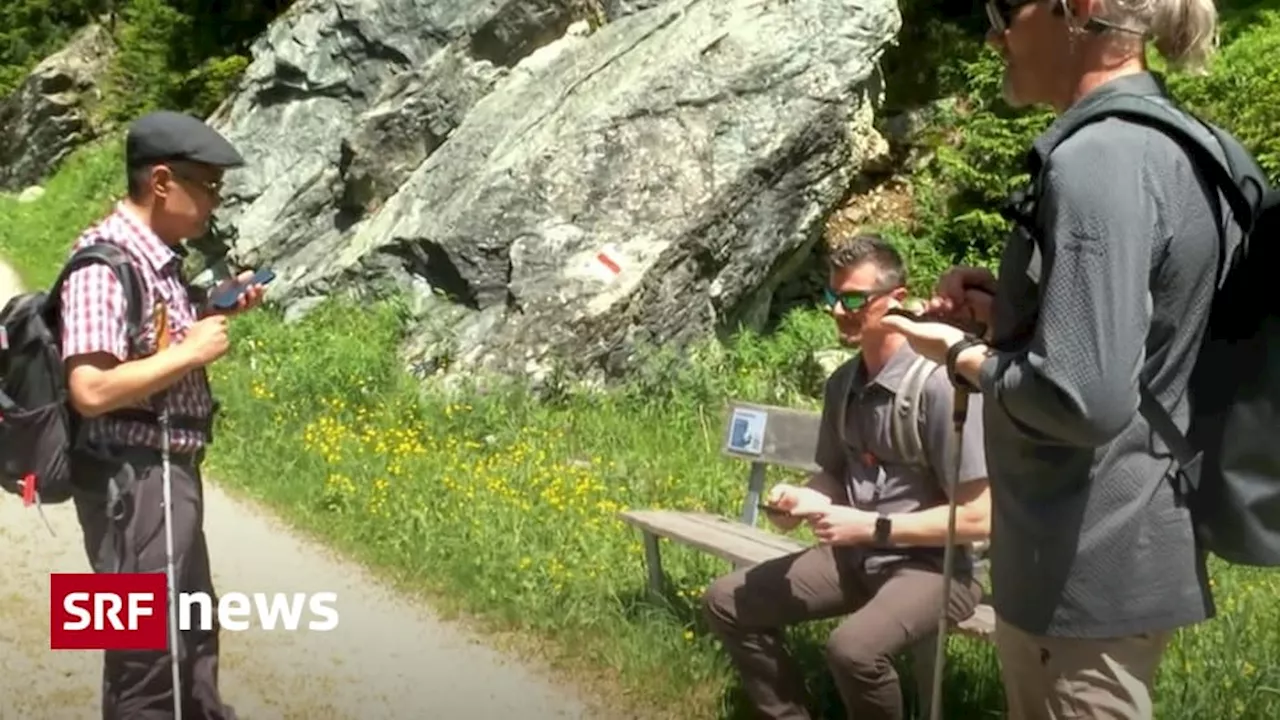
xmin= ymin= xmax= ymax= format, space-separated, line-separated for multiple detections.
xmin=4 ymin=9 xmax=1280 ymax=720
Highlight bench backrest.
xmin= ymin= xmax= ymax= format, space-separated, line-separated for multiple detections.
xmin=719 ymin=399 xmax=993 ymax=561
xmin=720 ymin=400 xmax=823 ymax=525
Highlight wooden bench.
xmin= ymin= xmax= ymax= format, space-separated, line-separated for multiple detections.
xmin=619 ymin=399 xmax=994 ymax=716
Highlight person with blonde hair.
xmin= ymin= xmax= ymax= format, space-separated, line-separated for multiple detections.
xmin=881 ymin=0 xmax=1265 ymax=718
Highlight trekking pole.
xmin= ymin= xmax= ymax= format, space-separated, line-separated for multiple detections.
xmin=929 ymin=385 xmax=970 ymax=720
xmin=154 ymin=301 xmax=183 ymax=720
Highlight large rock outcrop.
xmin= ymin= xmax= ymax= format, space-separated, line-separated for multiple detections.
xmin=201 ymin=0 xmax=902 ymax=384
xmin=0 ymin=23 xmax=115 ymax=192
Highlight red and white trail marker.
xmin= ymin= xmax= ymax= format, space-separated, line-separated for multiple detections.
xmin=587 ymin=245 xmax=625 ymax=283
xmin=595 ymin=250 xmax=621 ymax=275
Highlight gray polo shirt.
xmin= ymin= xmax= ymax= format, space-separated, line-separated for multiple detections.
xmin=814 ymin=341 xmax=988 ymax=576
xmin=977 ymin=72 xmax=1228 ymax=638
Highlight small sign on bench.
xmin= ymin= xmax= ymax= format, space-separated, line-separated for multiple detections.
xmin=727 ymin=406 xmax=768 ymax=456
xmin=719 ymin=401 xmax=823 ymax=474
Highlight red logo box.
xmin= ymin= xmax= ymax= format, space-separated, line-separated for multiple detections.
xmin=50 ymin=573 xmax=168 ymax=650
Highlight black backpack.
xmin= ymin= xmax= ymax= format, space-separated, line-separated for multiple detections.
xmin=0 ymin=243 xmax=147 ymax=509
xmin=1024 ymin=90 xmax=1279 ymax=567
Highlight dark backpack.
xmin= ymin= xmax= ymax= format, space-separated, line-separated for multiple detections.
xmin=0 ymin=243 xmax=147 ymax=509
xmin=1023 ymin=90 xmax=1279 ymax=567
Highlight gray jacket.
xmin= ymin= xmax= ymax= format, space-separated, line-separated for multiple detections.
xmin=977 ymin=72 xmax=1226 ymax=638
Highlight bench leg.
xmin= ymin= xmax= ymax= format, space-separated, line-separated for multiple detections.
xmin=642 ymin=531 xmax=664 ymax=601
xmin=910 ymin=633 xmax=940 ymax=720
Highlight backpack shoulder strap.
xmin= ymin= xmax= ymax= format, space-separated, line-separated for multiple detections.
xmin=1044 ymin=93 xmax=1271 ymax=491
xmin=1041 ymin=93 xmax=1265 ymax=240
xmin=832 ymin=351 xmax=860 ymax=451
xmin=45 ymin=243 xmax=147 ymax=349
xmin=890 ymin=354 xmax=936 ymax=466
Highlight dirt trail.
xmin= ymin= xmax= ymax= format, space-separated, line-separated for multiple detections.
xmin=0 ymin=480 xmax=596 ymax=720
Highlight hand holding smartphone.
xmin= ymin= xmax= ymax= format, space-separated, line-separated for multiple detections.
xmin=760 ymin=485 xmax=833 ymax=519
xmin=759 ymin=502 xmax=790 ymax=518
xmin=210 ymin=268 xmax=276 ymax=310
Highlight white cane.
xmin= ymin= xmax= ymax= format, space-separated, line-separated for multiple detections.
xmin=155 ymin=302 xmax=183 ymax=720
xmin=928 ymin=385 xmax=970 ymax=720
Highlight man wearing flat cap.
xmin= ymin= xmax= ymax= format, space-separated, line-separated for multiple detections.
xmin=58 ymin=110 xmax=264 ymax=720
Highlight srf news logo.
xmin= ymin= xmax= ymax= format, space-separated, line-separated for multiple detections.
xmin=50 ymin=573 xmax=339 ymax=650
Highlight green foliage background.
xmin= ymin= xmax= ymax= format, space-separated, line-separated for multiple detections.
xmin=876 ymin=0 xmax=1279 ymax=288
xmin=0 ymin=0 xmax=291 ymax=120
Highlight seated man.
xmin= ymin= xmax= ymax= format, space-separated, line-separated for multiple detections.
xmin=701 ymin=235 xmax=991 ymax=720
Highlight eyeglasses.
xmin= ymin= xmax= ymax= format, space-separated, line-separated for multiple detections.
xmin=985 ymin=0 xmax=1041 ymax=34
xmin=823 ymin=286 xmax=894 ymax=313
xmin=169 ymin=167 xmax=224 ymax=197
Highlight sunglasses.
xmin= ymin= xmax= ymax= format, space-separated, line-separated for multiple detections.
xmin=986 ymin=0 xmax=1144 ymax=38
xmin=822 ymin=286 xmax=894 ymax=313
xmin=985 ymin=0 xmax=1041 ymax=34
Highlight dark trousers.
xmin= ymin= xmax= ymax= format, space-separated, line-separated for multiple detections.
xmin=71 ymin=448 xmax=238 ymax=720
xmin=702 ymin=544 xmax=982 ymax=720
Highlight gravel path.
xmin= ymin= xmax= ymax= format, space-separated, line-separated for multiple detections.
xmin=2 ymin=256 xmax=599 ymax=720
xmin=0 ymin=480 xmax=596 ymax=720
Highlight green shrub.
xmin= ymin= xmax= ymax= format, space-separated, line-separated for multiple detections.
xmin=99 ymin=0 xmax=189 ymax=121
xmin=1166 ymin=9 xmax=1280 ymax=183
xmin=0 ymin=0 xmax=99 ymax=97
xmin=0 ymin=139 xmax=123 ymax=288
xmin=1 ymin=1 xmax=289 ymax=128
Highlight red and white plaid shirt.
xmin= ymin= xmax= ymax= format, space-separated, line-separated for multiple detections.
xmin=59 ymin=202 xmax=214 ymax=454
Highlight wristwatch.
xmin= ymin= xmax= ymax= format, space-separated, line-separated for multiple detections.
xmin=874 ymin=515 xmax=892 ymax=546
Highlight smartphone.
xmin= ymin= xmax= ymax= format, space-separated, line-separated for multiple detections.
xmin=884 ymin=306 xmax=924 ymax=321
xmin=210 ymin=268 xmax=276 ymax=310
xmin=758 ymin=502 xmax=789 ymax=518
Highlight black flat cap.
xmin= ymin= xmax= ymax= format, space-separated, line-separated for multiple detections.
xmin=125 ymin=110 xmax=245 ymax=169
